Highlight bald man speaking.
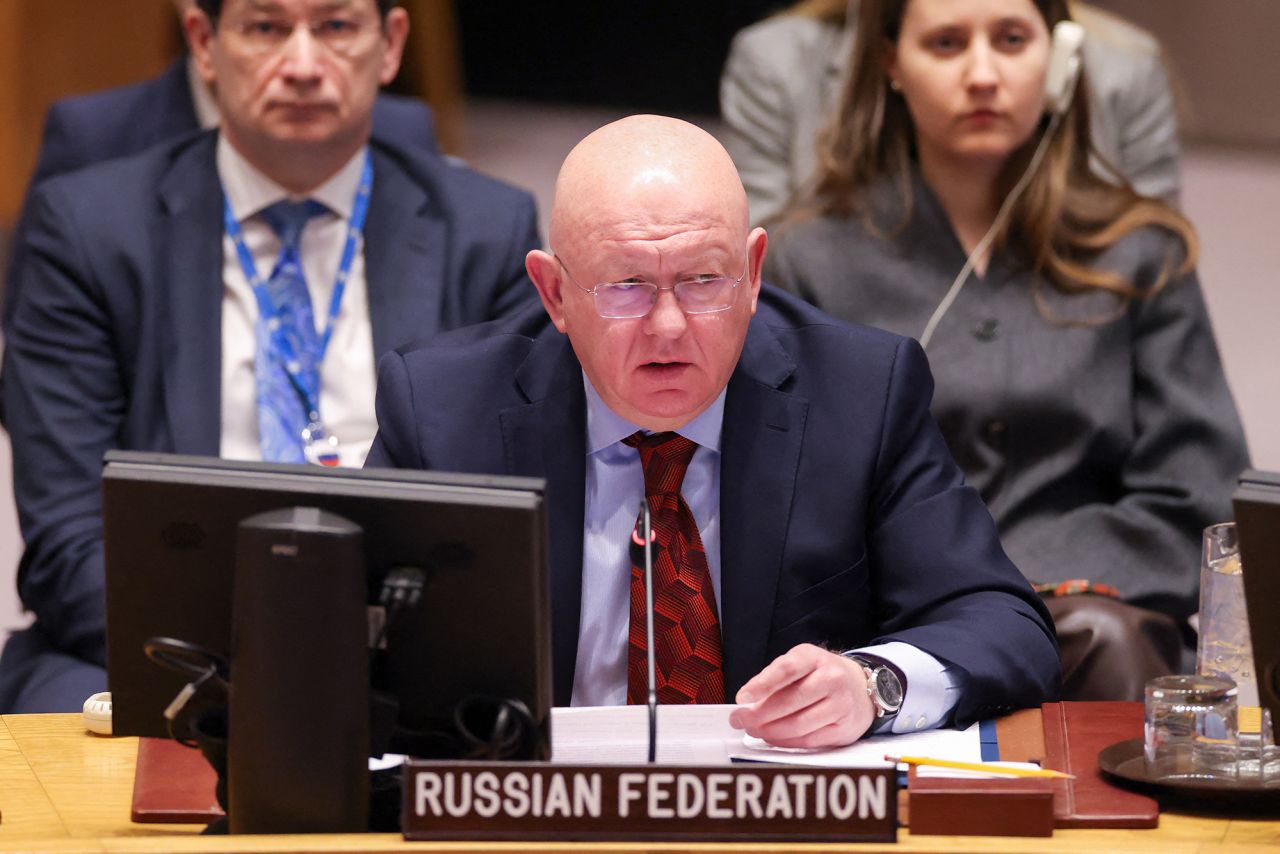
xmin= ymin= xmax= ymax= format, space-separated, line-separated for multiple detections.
xmin=366 ymin=116 xmax=1059 ymax=747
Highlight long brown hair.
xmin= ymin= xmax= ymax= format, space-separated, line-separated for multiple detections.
xmin=794 ymin=0 xmax=1196 ymax=314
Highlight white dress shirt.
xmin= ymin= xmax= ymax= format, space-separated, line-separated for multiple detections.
xmin=216 ymin=136 xmax=377 ymax=467
xmin=571 ymin=378 xmax=725 ymax=707
xmin=571 ymin=376 xmax=962 ymax=733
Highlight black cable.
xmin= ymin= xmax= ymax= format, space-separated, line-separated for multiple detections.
xmin=453 ymin=695 xmax=539 ymax=760
xmin=143 ymin=637 xmax=230 ymax=745
xmin=143 ymin=636 xmax=230 ymax=683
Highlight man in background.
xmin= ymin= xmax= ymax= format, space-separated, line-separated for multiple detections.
xmin=0 ymin=0 xmax=438 ymax=352
xmin=0 ymin=0 xmax=539 ymax=712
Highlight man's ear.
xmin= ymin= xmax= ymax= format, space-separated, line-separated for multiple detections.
xmin=526 ymin=249 xmax=568 ymax=332
xmin=745 ymin=226 xmax=768 ymax=315
xmin=185 ymin=8 xmax=218 ymax=85
xmin=379 ymin=7 xmax=410 ymax=86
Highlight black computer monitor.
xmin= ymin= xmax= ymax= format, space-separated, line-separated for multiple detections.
xmin=102 ymin=450 xmax=552 ymax=753
xmin=1233 ymin=469 xmax=1280 ymax=725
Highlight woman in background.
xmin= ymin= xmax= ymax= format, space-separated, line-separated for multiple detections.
xmin=765 ymin=0 xmax=1249 ymax=700
xmin=721 ymin=0 xmax=1182 ymax=226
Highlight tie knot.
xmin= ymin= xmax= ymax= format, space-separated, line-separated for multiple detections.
xmin=624 ymin=431 xmax=697 ymax=496
xmin=260 ymin=199 xmax=327 ymax=248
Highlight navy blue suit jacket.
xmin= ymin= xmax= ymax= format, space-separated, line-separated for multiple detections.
xmin=2 ymin=57 xmax=438 ymax=340
xmin=1 ymin=130 xmax=538 ymax=695
xmin=364 ymin=291 xmax=1061 ymax=723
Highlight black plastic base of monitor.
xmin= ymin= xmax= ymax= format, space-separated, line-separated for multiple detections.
xmin=227 ymin=507 xmax=371 ymax=834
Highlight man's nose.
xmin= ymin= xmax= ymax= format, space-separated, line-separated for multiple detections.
xmin=280 ymin=23 xmax=323 ymax=81
xmin=643 ymin=287 xmax=688 ymax=339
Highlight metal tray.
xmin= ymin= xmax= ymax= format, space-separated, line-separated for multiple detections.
xmin=1098 ymin=738 xmax=1280 ymax=811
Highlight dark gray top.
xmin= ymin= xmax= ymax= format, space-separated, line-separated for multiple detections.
xmin=765 ymin=176 xmax=1249 ymax=621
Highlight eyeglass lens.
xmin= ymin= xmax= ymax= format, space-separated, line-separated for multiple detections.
xmin=596 ymin=279 xmax=735 ymax=318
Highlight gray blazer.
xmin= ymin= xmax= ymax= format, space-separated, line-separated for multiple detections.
xmin=721 ymin=6 xmax=1182 ymax=225
xmin=764 ymin=174 xmax=1249 ymax=623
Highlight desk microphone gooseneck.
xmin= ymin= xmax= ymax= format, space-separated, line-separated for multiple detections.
xmin=638 ymin=499 xmax=659 ymax=763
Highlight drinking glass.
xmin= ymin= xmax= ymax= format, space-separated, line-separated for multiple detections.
xmin=1197 ymin=522 xmax=1279 ymax=783
xmin=1144 ymin=674 xmax=1238 ymax=782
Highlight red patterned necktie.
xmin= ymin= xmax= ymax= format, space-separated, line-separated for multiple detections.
xmin=623 ymin=431 xmax=724 ymax=705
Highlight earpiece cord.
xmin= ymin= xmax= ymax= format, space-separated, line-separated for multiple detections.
xmin=918 ymin=107 xmax=1065 ymax=350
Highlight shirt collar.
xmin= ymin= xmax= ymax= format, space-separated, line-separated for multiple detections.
xmin=583 ymin=374 xmax=726 ymax=456
xmin=216 ymin=133 xmax=368 ymax=223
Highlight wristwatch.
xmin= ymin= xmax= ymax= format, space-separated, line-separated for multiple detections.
xmin=848 ymin=655 xmax=904 ymax=721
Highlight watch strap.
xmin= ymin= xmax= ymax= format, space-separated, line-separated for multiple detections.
xmin=845 ymin=652 xmax=906 ymax=728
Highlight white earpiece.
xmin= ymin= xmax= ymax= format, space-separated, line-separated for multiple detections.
xmin=1044 ymin=21 xmax=1086 ymax=116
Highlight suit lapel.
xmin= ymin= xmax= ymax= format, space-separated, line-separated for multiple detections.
xmin=157 ymin=134 xmax=224 ymax=456
xmin=719 ymin=316 xmax=807 ymax=697
xmin=498 ymin=332 xmax=586 ymax=706
xmin=363 ymin=146 xmax=445 ymax=356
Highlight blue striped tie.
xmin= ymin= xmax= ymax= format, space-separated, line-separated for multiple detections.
xmin=255 ymin=199 xmax=328 ymax=463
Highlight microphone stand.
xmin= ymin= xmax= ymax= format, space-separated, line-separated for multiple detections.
xmin=639 ymin=499 xmax=658 ymax=763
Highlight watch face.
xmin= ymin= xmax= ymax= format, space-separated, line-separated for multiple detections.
xmin=875 ymin=668 xmax=904 ymax=710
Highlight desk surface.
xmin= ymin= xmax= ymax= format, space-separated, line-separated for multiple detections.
xmin=1 ymin=714 xmax=1277 ymax=853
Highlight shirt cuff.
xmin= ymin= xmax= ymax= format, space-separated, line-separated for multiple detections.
xmin=848 ymin=641 xmax=964 ymax=734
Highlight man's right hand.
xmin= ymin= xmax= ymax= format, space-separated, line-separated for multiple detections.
xmin=727 ymin=643 xmax=877 ymax=748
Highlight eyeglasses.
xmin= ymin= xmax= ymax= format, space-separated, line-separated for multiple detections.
xmin=222 ymin=13 xmax=377 ymax=57
xmin=555 ymin=256 xmax=749 ymax=319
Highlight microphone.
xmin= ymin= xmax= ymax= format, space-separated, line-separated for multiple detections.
xmin=628 ymin=515 xmax=660 ymax=567
xmin=636 ymin=499 xmax=659 ymax=763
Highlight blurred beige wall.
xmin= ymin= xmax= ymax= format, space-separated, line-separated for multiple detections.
xmin=0 ymin=433 xmax=21 ymax=634
xmin=0 ymin=1 xmax=178 ymax=227
xmin=1093 ymin=0 xmax=1280 ymax=147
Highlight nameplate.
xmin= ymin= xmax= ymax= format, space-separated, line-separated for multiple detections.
xmin=402 ymin=761 xmax=896 ymax=843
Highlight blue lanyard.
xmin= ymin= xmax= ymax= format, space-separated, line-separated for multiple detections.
xmin=222 ymin=151 xmax=373 ymax=423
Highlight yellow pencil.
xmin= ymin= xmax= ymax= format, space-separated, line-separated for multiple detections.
xmin=885 ymin=754 xmax=1075 ymax=779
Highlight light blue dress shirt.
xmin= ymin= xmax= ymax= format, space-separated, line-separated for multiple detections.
xmin=570 ymin=376 xmax=961 ymax=733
